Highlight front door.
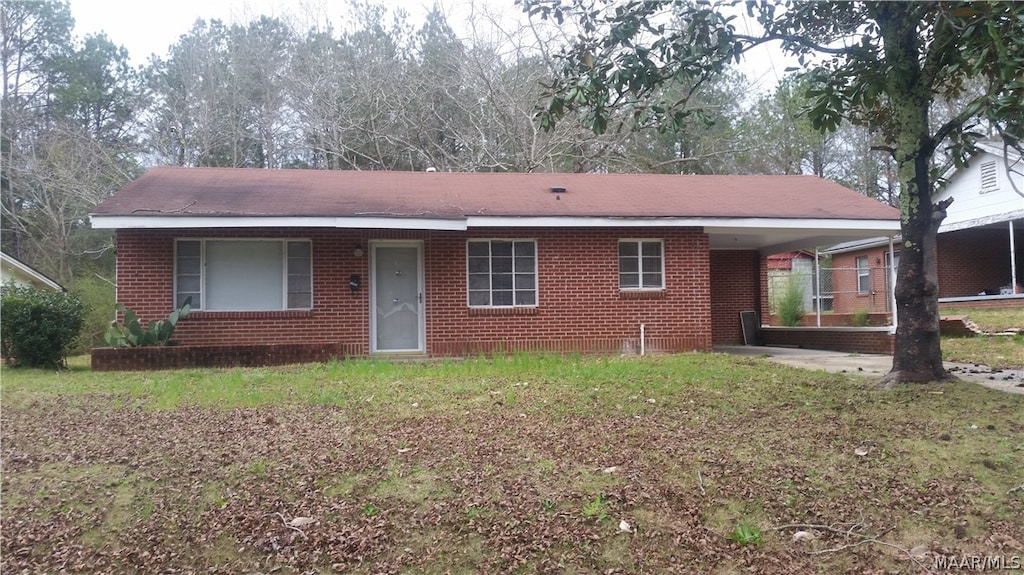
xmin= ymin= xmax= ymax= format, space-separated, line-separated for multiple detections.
xmin=371 ymin=242 xmax=424 ymax=352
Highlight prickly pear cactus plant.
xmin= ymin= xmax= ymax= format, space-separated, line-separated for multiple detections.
xmin=104 ymin=297 xmax=192 ymax=347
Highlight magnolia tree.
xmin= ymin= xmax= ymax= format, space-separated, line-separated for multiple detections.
xmin=521 ymin=0 xmax=1024 ymax=384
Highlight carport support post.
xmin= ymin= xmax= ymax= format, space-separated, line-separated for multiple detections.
xmin=888 ymin=236 xmax=898 ymax=331
xmin=814 ymin=246 xmax=822 ymax=327
xmin=1010 ymin=221 xmax=1018 ymax=294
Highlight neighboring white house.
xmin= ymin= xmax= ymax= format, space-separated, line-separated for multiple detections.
xmin=0 ymin=251 xmax=64 ymax=292
xmin=931 ymin=140 xmax=1023 ymax=299
xmin=936 ymin=140 xmax=1024 ymax=235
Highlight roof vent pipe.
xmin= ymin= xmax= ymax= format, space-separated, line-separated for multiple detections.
xmin=550 ymin=186 xmax=566 ymax=193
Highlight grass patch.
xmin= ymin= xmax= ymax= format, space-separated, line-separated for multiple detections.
xmin=942 ymin=334 xmax=1024 ymax=369
xmin=942 ymin=307 xmax=1023 ymax=332
xmin=2 ymin=352 xmax=1022 ymax=573
xmin=729 ymin=519 xmax=763 ymax=545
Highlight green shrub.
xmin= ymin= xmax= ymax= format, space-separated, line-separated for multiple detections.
xmin=851 ymin=308 xmax=872 ymax=327
xmin=776 ymin=278 xmax=806 ymax=327
xmin=104 ymin=297 xmax=191 ymax=347
xmin=1 ymin=283 xmax=87 ymax=368
xmin=70 ymin=275 xmax=117 ymax=353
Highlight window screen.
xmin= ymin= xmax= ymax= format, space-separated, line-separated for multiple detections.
xmin=619 ymin=240 xmax=664 ymax=289
xmin=467 ymin=240 xmax=537 ymax=307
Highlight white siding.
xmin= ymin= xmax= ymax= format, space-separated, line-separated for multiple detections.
xmin=936 ymin=151 xmax=1024 ymax=232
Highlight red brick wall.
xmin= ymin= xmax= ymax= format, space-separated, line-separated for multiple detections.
xmin=426 ymin=227 xmax=713 ymax=355
xmin=830 ymin=225 xmax=1021 ymax=312
xmin=937 ymin=227 xmax=1020 ymax=297
xmin=116 ymin=228 xmax=372 ymax=350
xmin=92 ymin=342 xmax=364 ymax=371
xmin=761 ymin=327 xmax=895 ymax=355
xmin=709 ymin=250 xmax=763 ymax=345
xmin=830 ymin=247 xmax=892 ymax=314
xmin=114 ymin=226 xmax=721 ymax=356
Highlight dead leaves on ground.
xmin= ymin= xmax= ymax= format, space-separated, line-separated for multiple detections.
xmin=2 ymin=390 xmax=1021 ymax=574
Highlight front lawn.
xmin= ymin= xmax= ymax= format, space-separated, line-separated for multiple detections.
xmin=943 ymin=334 xmax=1024 ymax=370
xmin=939 ymin=307 xmax=1023 ymax=369
xmin=942 ymin=307 xmax=1023 ymax=333
xmin=2 ymin=354 xmax=1022 ymax=574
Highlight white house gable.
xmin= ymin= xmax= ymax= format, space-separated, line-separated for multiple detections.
xmin=935 ymin=149 xmax=1024 ymax=233
xmin=0 ymin=252 xmax=63 ymax=291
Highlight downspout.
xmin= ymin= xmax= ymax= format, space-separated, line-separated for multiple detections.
xmin=1011 ymin=221 xmax=1018 ymax=294
xmin=814 ymin=246 xmax=822 ymax=327
xmin=640 ymin=323 xmax=646 ymax=356
xmin=888 ymin=236 xmax=898 ymax=333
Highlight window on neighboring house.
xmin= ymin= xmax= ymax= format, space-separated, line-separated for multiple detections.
xmin=856 ymin=256 xmax=870 ymax=294
xmin=174 ymin=239 xmax=312 ymax=311
xmin=467 ymin=240 xmax=537 ymax=307
xmin=619 ymin=240 xmax=664 ymax=290
xmin=980 ymin=160 xmax=998 ymax=193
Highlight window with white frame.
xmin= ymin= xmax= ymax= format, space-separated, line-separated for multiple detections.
xmin=619 ymin=240 xmax=664 ymax=290
xmin=855 ymin=256 xmax=870 ymax=294
xmin=980 ymin=160 xmax=998 ymax=193
xmin=175 ymin=239 xmax=312 ymax=311
xmin=467 ymin=240 xmax=537 ymax=307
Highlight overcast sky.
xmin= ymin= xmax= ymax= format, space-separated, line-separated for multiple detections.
xmin=68 ymin=0 xmax=794 ymax=96
xmin=69 ymin=0 xmax=510 ymax=64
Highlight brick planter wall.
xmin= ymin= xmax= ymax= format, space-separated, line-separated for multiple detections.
xmin=91 ymin=342 xmax=365 ymax=371
xmin=760 ymin=327 xmax=895 ymax=355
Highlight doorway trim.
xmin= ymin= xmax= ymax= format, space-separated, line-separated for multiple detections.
xmin=369 ymin=240 xmax=425 ymax=353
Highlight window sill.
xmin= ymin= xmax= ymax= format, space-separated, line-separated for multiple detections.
xmin=619 ymin=290 xmax=667 ymax=300
xmin=468 ymin=307 xmax=539 ymax=316
xmin=188 ymin=310 xmax=314 ymax=320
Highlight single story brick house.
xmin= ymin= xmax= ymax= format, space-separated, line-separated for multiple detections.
xmin=89 ymin=167 xmax=899 ymax=366
xmin=826 ymin=141 xmax=1023 ymax=314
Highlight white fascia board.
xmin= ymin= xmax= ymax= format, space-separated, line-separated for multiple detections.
xmin=702 ymin=218 xmax=899 ymax=233
xmin=335 ymin=217 xmax=466 ymax=230
xmin=90 ymin=213 xmax=900 ymax=233
xmin=938 ymin=209 xmax=1024 ymax=233
xmin=89 ymin=215 xmax=468 ymax=231
xmin=466 ymin=216 xmax=708 ymax=228
xmin=467 ymin=216 xmax=900 ymax=231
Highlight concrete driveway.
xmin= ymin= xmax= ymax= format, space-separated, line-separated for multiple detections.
xmin=716 ymin=345 xmax=1024 ymax=395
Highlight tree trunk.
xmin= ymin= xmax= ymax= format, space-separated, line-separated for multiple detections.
xmin=873 ymin=2 xmax=955 ymax=386
xmin=882 ymin=160 xmax=956 ymax=385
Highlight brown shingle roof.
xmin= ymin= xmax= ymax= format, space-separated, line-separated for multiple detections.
xmin=91 ymin=167 xmax=899 ymax=221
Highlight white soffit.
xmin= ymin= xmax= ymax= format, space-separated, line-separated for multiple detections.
xmin=89 ymin=214 xmax=899 ymax=251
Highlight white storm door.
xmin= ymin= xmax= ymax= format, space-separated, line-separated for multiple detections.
xmin=371 ymin=242 xmax=424 ymax=352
